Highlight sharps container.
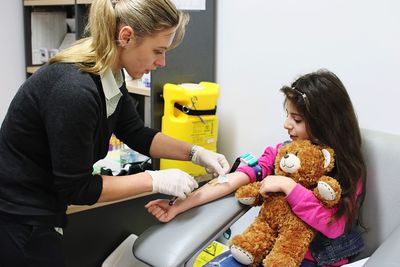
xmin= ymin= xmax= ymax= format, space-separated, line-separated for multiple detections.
xmin=160 ymin=82 xmax=220 ymax=176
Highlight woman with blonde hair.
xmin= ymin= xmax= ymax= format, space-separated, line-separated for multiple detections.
xmin=0 ymin=0 xmax=229 ymax=265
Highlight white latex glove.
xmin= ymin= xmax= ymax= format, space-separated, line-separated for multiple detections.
xmin=147 ymin=169 xmax=198 ymax=199
xmin=191 ymin=145 xmax=230 ymax=177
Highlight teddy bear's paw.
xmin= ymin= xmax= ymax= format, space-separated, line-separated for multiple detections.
xmin=237 ymin=197 xmax=256 ymax=205
xmin=317 ymin=181 xmax=336 ymax=201
xmin=230 ymin=245 xmax=254 ymax=265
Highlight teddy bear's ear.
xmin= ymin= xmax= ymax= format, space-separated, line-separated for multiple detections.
xmin=321 ymin=147 xmax=335 ymax=171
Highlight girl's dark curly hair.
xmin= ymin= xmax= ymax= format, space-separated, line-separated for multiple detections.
xmin=281 ymin=69 xmax=367 ymax=232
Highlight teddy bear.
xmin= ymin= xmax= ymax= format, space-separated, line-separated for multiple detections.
xmin=230 ymin=140 xmax=342 ymax=267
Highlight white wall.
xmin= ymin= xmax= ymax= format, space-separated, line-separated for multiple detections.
xmin=0 ymin=0 xmax=25 ymax=122
xmin=2 ymin=1 xmax=399 ymax=164
xmin=216 ymin=0 xmax=400 ymax=162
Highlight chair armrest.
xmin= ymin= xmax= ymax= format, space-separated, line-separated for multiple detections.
xmin=364 ymin=224 xmax=400 ymax=266
xmin=133 ymin=194 xmax=250 ymax=267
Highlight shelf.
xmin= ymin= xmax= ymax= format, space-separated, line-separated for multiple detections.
xmin=27 ymin=66 xmax=151 ymax=98
xmin=27 ymin=65 xmax=42 ymax=74
xmin=67 ymin=192 xmax=151 ymax=214
xmin=76 ymin=0 xmax=92 ymax=4
xmin=24 ymin=0 xmax=75 ymax=6
xmin=24 ymin=0 xmax=91 ymax=6
xmin=126 ymin=80 xmax=151 ymax=96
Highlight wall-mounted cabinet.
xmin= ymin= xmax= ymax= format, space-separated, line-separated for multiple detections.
xmin=22 ymin=0 xmax=147 ymax=95
xmin=23 ymin=0 xmax=91 ymax=75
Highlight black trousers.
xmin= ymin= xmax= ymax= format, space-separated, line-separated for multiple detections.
xmin=0 ymin=219 xmax=65 ymax=267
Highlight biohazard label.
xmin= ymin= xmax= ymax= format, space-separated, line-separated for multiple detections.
xmin=193 ymin=241 xmax=227 ymax=267
xmin=192 ymin=120 xmax=215 ymax=145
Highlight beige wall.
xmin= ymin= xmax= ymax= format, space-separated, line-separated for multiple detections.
xmin=0 ymin=0 xmax=25 ymax=122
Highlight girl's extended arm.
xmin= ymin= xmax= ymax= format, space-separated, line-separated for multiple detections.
xmin=146 ymin=171 xmax=250 ymax=222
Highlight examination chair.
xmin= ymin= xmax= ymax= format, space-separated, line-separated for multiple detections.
xmin=133 ymin=194 xmax=250 ymax=267
xmin=133 ymin=129 xmax=400 ymax=267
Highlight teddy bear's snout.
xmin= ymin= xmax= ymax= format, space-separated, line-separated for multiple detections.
xmin=280 ymin=153 xmax=301 ymax=173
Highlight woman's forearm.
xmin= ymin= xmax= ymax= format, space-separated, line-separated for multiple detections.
xmin=149 ymin=132 xmax=192 ymax=160
xmin=98 ymin=172 xmax=153 ymax=202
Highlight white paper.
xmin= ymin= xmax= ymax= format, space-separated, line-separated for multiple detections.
xmin=58 ymin=33 xmax=76 ymax=51
xmin=31 ymin=11 xmax=67 ymax=64
xmin=172 ymin=0 xmax=206 ymax=10
xmin=341 ymin=258 xmax=369 ymax=267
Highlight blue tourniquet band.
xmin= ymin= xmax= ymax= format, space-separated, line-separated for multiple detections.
xmin=252 ymin=164 xmax=263 ymax=181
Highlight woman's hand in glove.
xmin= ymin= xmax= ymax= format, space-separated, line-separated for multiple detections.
xmin=191 ymin=145 xmax=230 ymax=177
xmin=146 ymin=169 xmax=198 ymax=199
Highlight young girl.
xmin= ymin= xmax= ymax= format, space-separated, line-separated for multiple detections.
xmin=146 ymin=69 xmax=367 ymax=266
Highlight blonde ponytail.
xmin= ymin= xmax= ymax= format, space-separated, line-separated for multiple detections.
xmin=50 ymin=0 xmax=188 ymax=75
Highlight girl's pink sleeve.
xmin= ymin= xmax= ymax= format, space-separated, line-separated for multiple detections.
xmin=286 ymin=184 xmax=345 ymax=238
xmin=286 ymin=180 xmax=363 ymax=238
xmin=236 ymin=143 xmax=282 ymax=183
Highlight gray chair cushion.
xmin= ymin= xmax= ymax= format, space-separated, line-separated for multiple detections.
xmin=133 ymin=194 xmax=249 ymax=267
xmin=364 ymin=224 xmax=400 ymax=266
xmin=357 ymin=129 xmax=400 ymax=259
